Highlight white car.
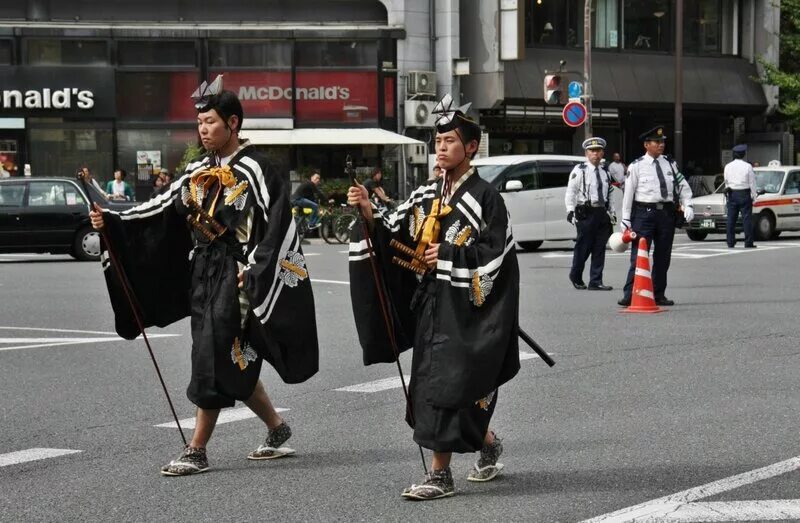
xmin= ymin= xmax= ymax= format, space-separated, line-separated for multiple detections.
xmin=472 ymin=155 xmax=623 ymax=251
xmin=686 ymin=165 xmax=800 ymax=241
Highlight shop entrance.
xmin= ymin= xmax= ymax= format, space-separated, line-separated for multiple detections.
xmin=0 ymin=130 xmax=25 ymax=177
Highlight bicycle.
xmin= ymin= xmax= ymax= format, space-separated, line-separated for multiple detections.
xmin=292 ymin=205 xmax=314 ymax=242
xmin=332 ymin=206 xmax=358 ymax=244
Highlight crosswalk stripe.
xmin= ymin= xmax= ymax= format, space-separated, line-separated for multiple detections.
xmin=155 ymin=406 xmax=289 ymax=429
xmin=0 ymin=448 xmax=82 ymax=468
xmin=335 ymin=376 xmax=411 ymax=393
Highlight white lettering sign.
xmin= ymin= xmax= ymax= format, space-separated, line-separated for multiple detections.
xmin=238 ymin=85 xmax=350 ymax=101
xmin=1 ymin=88 xmax=95 ymax=110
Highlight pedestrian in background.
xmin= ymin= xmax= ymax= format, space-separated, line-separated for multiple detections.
xmin=608 ymin=152 xmax=626 ymax=187
xmin=618 ymin=126 xmax=694 ymax=307
xmin=564 ymin=137 xmax=620 ymax=291
xmin=106 ymin=168 xmax=134 ymax=201
xmin=723 ymin=144 xmax=758 ymax=249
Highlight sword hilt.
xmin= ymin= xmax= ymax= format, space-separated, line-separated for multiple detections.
xmin=392 ymin=256 xmax=427 ymax=275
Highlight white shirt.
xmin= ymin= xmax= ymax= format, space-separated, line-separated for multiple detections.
xmin=621 ymin=154 xmax=693 ymax=222
xmin=111 ymin=180 xmax=126 ymax=197
xmin=723 ymin=159 xmax=757 ymax=199
xmin=564 ymin=161 xmax=618 ymax=212
xmin=608 ymin=161 xmax=626 ymax=185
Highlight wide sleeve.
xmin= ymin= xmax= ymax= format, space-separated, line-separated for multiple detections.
xmin=348 ymin=185 xmax=434 ymax=365
xmin=236 ymin=157 xmax=319 ymax=383
xmin=98 ymin=174 xmax=194 ymax=339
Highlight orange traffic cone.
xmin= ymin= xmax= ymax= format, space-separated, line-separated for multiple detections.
xmin=620 ymin=237 xmax=664 ymax=314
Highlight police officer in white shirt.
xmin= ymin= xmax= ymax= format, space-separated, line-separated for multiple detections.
xmin=565 ymin=137 xmax=622 ymax=290
xmin=723 ymin=144 xmax=757 ymax=249
xmin=618 ymin=126 xmax=693 ymax=307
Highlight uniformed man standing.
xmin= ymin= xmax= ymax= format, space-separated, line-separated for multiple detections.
xmin=565 ymin=137 xmax=621 ymax=290
xmin=618 ymin=126 xmax=694 ymax=307
xmin=723 ymin=144 xmax=758 ymax=248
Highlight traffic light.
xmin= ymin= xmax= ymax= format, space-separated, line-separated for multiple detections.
xmin=543 ymin=74 xmax=563 ymax=105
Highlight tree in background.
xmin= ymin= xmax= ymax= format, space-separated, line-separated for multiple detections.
xmin=759 ymin=0 xmax=800 ymax=127
xmin=175 ymin=141 xmax=205 ymax=175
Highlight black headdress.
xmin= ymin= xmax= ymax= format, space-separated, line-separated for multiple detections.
xmin=432 ymin=93 xmax=481 ymax=157
xmin=191 ymin=75 xmax=224 ymax=111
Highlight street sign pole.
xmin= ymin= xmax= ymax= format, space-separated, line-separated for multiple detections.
xmin=583 ymin=0 xmax=593 ymax=139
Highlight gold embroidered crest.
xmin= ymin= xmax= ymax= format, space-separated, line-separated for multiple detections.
xmin=469 ymin=271 xmax=494 ymax=307
xmin=444 ymin=220 xmax=474 ymax=247
xmin=224 ymin=180 xmax=249 ymax=210
xmin=231 ymin=337 xmax=258 ymax=370
xmin=278 ymin=250 xmax=308 ymax=287
xmin=476 ymin=390 xmax=496 ymax=411
xmin=409 ymin=206 xmax=426 ymax=239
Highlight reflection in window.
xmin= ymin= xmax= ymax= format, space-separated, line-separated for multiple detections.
xmin=28 ymin=122 xmax=113 ymax=180
xmin=623 ymin=0 xmax=671 ymax=52
xmin=684 ymin=0 xmax=721 ymax=54
xmin=0 ymin=40 xmax=11 ymax=65
xmin=116 ymin=72 xmax=199 ymax=121
xmin=118 ymin=41 xmax=197 ymax=67
xmin=25 ymin=39 xmax=108 ymax=65
xmin=295 ymin=41 xmax=377 ymax=68
xmin=526 ymin=0 xmax=576 ymax=47
xmin=594 ymin=0 xmax=620 ymax=49
xmin=755 ymin=171 xmax=784 ymax=194
xmin=28 ymin=182 xmax=71 ymax=207
xmin=537 ymin=162 xmax=575 ymax=189
xmin=208 ymin=40 xmax=291 ymax=68
xmin=0 ymin=184 xmax=24 ymax=206
xmin=506 ymin=164 xmax=538 ymax=190
xmin=783 ymin=172 xmax=800 ymax=195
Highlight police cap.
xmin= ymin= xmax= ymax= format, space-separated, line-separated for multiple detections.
xmin=732 ymin=144 xmax=747 ymax=153
xmin=639 ymin=125 xmax=667 ymax=142
xmin=582 ymin=137 xmax=606 ymax=150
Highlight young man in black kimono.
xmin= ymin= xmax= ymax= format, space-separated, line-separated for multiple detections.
xmin=347 ymin=94 xmax=521 ymax=500
xmin=90 ymin=77 xmax=318 ymax=476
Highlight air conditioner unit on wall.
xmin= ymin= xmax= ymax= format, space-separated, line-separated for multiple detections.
xmin=404 ymin=100 xmax=437 ymax=128
xmin=407 ymin=70 xmax=436 ymax=96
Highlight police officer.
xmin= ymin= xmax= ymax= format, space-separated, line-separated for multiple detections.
xmin=723 ymin=144 xmax=758 ymax=248
xmin=565 ymin=137 xmax=621 ymax=290
xmin=618 ymin=126 xmax=694 ymax=307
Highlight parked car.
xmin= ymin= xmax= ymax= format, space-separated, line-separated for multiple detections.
xmin=685 ymin=165 xmax=800 ymax=241
xmin=471 ymin=155 xmax=623 ymax=251
xmin=0 ymin=177 xmax=137 ymax=261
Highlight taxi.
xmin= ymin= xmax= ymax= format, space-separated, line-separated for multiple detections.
xmin=686 ymin=164 xmax=800 ymax=241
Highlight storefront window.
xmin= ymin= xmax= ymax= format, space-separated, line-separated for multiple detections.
xmin=25 ymin=39 xmax=109 ymax=65
xmin=526 ymin=1 xmax=582 ymax=48
xmin=208 ymin=40 xmax=291 ymax=69
xmin=623 ymin=0 xmax=672 ymax=52
xmin=684 ymin=0 xmax=721 ymax=54
xmin=594 ymin=0 xmax=620 ymax=49
xmin=28 ymin=119 xmax=113 ymax=179
xmin=118 ymin=41 xmax=197 ymax=67
xmin=295 ymin=41 xmax=377 ymax=69
xmin=0 ymin=40 xmax=11 ymax=65
xmin=116 ymin=128 xmax=197 ymax=199
xmin=116 ymin=71 xmax=199 ymax=122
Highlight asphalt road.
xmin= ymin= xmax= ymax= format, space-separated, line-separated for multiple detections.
xmin=1 ymin=232 xmax=799 ymax=522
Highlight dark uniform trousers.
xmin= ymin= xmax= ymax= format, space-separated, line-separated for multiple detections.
xmin=726 ymin=189 xmax=754 ymax=247
xmin=570 ymin=207 xmax=612 ymax=286
xmin=623 ymin=203 xmax=676 ymax=300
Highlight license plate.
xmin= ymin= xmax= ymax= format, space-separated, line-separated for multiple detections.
xmin=701 ymin=219 xmax=714 ymax=228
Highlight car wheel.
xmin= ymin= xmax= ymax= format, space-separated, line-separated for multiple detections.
xmin=685 ymin=230 xmax=708 ymax=241
xmin=755 ymin=213 xmax=775 ymax=241
xmin=73 ymin=226 xmax=101 ymax=261
xmin=517 ymin=240 xmax=543 ymax=251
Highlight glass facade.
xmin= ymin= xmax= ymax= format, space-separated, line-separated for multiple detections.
xmin=117 ymin=40 xmax=197 ymax=67
xmin=526 ymin=0 xmax=729 ymax=55
xmin=25 ymin=39 xmax=109 ymax=65
xmin=0 ymin=40 xmax=11 ymax=65
xmin=27 ymin=119 xmax=113 ymax=179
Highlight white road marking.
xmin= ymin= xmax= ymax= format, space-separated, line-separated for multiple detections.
xmin=312 ymin=279 xmax=350 ymax=285
xmin=581 ymin=454 xmax=800 ymax=522
xmin=630 ymin=500 xmax=800 ymax=522
xmin=0 ymin=448 xmax=82 ymax=468
xmin=155 ymin=406 xmax=289 ymax=429
xmin=303 ymin=252 xmax=321 ymax=256
xmin=0 ymin=326 xmax=122 ymax=335
xmin=0 ymin=332 xmax=179 ymax=352
xmin=335 ymin=376 xmax=411 ymax=393
xmin=338 ymin=250 xmax=349 ymax=254
xmin=540 ymin=242 xmax=800 ymax=260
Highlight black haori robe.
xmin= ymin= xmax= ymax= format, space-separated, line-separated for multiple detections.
xmin=349 ymin=170 xmax=521 ymax=452
xmin=99 ymin=141 xmax=318 ymax=409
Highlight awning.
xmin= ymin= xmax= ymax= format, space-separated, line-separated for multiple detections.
xmin=241 ymin=128 xmax=424 ymax=146
xmin=505 ymin=49 xmax=768 ymax=111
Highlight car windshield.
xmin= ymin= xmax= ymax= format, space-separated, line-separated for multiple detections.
xmin=754 ymin=170 xmax=784 ymax=193
xmin=474 ymin=164 xmax=508 ymax=185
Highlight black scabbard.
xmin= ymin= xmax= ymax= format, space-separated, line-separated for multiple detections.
xmin=519 ymin=327 xmax=555 ymax=367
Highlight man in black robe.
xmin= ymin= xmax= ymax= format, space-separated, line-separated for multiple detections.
xmin=90 ymin=77 xmax=318 ymax=476
xmin=347 ymin=94 xmax=521 ymax=500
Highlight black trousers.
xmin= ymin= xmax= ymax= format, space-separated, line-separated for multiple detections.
xmin=570 ymin=207 xmax=612 ymax=286
xmin=726 ymin=190 xmax=754 ymax=247
xmin=623 ymin=205 xmax=676 ymax=300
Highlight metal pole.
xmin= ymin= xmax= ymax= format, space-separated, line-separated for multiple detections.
xmin=584 ymin=0 xmax=593 ymax=138
xmin=674 ymin=0 xmax=684 ymax=166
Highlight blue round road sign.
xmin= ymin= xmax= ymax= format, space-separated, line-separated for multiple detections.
xmin=562 ymin=101 xmax=587 ymax=128
xmin=568 ymin=81 xmax=583 ymax=99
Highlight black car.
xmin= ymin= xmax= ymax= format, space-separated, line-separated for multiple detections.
xmin=0 ymin=177 xmax=137 ymax=261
